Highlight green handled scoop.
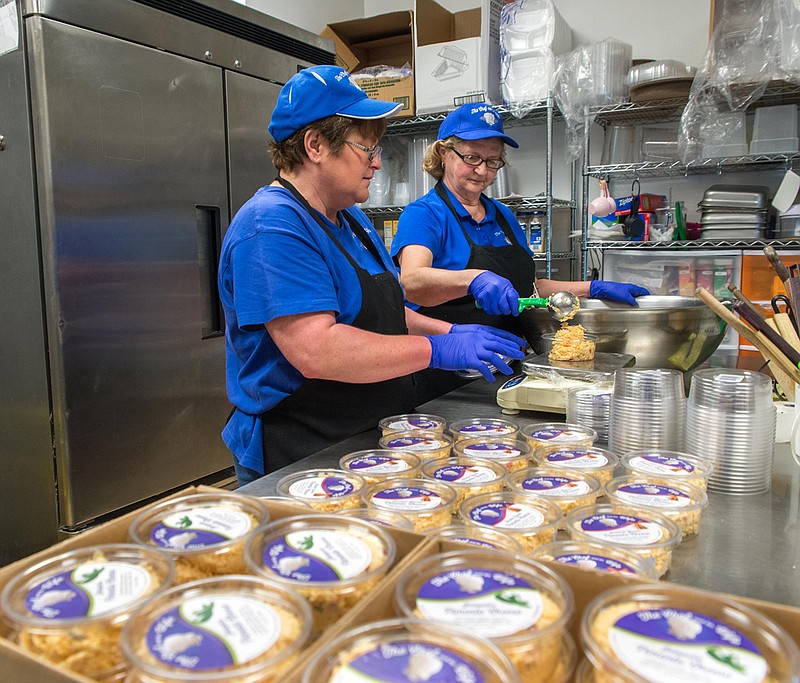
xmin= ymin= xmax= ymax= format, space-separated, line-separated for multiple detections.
xmin=477 ymin=291 xmax=580 ymax=320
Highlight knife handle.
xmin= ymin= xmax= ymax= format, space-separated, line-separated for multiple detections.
xmin=733 ymin=300 xmax=800 ymax=367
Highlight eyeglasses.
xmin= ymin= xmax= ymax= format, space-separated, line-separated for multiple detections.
xmin=447 ymin=146 xmax=505 ymax=170
xmin=345 ymin=140 xmax=382 ymax=163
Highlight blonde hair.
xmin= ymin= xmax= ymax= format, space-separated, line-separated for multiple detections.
xmin=421 ymin=136 xmax=508 ymax=180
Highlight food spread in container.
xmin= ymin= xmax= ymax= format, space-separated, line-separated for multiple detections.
xmin=301 ymin=617 xmax=521 ymax=683
xmin=545 ymin=326 xmax=596 ymax=362
xmin=0 ymin=544 xmax=174 ymax=680
xmin=378 ymin=413 xmax=447 ymax=436
xmin=421 ymin=455 xmax=507 ymax=505
xmin=603 ymin=476 xmax=709 ymax=537
xmin=522 ymin=423 xmax=597 ymax=457
xmin=363 ymin=478 xmax=457 ymax=532
xmin=338 ymin=449 xmax=421 ymax=485
xmin=447 ymin=417 xmax=520 ymax=441
xmin=425 ymin=524 xmax=523 ymax=554
xmin=620 ymin=450 xmax=714 ymax=490
xmin=244 ymin=514 xmax=396 ymax=635
xmin=276 ymin=468 xmax=366 ymax=513
xmin=377 ymin=431 xmax=453 ymax=460
xmin=453 ymin=436 xmax=534 ymax=472
xmin=581 ymin=584 xmax=800 ymax=683
xmin=121 ymin=575 xmax=311 ymax=683
xmin=394 ymin=549 xmax=574 ymax=683
xmin=530 ymin=540 xmax=659 ymax=580
xmin=128 ymin=492 xmax=267 ymax=584
xmin=534 ymin=446 xmax=619 ymax=485
xmin=506 ymin=466 xmax=603 ymax=519
xmin=565 ymin=504 xmax=681 ymax=577
xmin=340 ymin=507 xmax=414 ymax=531
xmin=458 ymin=491 xmax=562 ymax=553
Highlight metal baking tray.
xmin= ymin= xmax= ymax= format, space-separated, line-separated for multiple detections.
xmin=699 ymin=227 xmax=764 ymax=239
xmin=699 ymin=185 xmax=770 ymax=209
xmin=700 ymin=212 xmax=767 ymax=226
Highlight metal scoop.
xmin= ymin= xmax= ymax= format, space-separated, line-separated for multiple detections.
xmin=518 ymin=290 xmax=580 ymax=320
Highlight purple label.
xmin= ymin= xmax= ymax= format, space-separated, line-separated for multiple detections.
xmin=547 ymin=450 xmax=592 ymax=462
xmin=637 ymin=455 xmax=696 ymax=473
xmin=417 ymin=570 xmax=531 ymax=601
xmin=348 ymin=456 xmax=400 ymax=471
xmin=263 ymin=539 xmax=340 ymax=582
xmin=25 ymin=572 xmax=90 ymax=619
xmin=434 ymin=465 xmax=471 ymax=482
xmin=375 ymin=487 xmax=437 ymax=501
xmin=458 ymin=424 xmax=512 ymax=434
xmin=151 ymin=525 xmax=229 ymax=549
xmin=462 ymin=442 xmax=522 ymax=456
xmin=581 ymin=513 xmax=646 ymax=532
xmin=407 ymin=418 xmax=438 ymax=429
xmin=320 ymin=477 xmax=355 ymax=497
xmin=522 ymin=476 xmax=575 ymax=492
xmin=553 ymin=553 xmax=638 ymax=575
xmin=146 ymin=607 xmax=233 ymax=670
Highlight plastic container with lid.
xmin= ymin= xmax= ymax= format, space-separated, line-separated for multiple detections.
xmin=394 ymin=549 xmax=574 ymax=683
xmin=522 ymin=423 xmax=597 ymax=457
xmin=340 ymin=507 xmax=414 ymax=531
xmin=453 ymin=436 xmax=534 ymax=472
xmin=301 ymin=617 xmax=521 ymax=683
xmin=421 ymin=455 xmax=507 ymax=505
xmin=338 ymin=449 xmax=421 ymax=485
xmin=620 ymin=450 xmax=714 ymax=490
xmin=530 ymin=540 xmax=659 ymax=580
xmin=128 ymin=492 xmax=268 ymax=585
xmin=425 ymin=524 xmax=523 ymax=554
xmin=581 ymin=584 xmax=800 ymax=683
xmin=244 ymin=514 xmax=396 ymax=635
xmin=542 ymin=331 xmax=597 ymax=361
xmin=255 ymin=495 xmax=311 ymax=509
xmin=362 ymin=477 xmax=457 ymax=532
xmin=534 ymin=446 xmax=619 ymax=485
xmin=377 ymin=430 xmax=453 ymax=461
xmin=458 ymin=491 xmax=562 ymax=553
xmin=121 ymin=575 xmax=311 ymax=683
xmin=603 ymin=476 xmax=709 ymax=537
xmin=276 ymin=468 xmax=366 ymax=513
xmin=507 ymin=466 xmax=603 ymax=519
xmin=565 ymin=503 xmax=681 ymax=577
xmin=0 ymin=544 xmax=174 ymax=681
xmin=378 ymin=413 xmax=447 ymax=436
xmin=447 ymin=417 xmax=520 ymax=441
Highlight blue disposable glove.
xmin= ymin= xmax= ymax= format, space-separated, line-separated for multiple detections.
xmin=468 ymin=271 xmax=520 ymax=316
xmin=589 ymin=280 xmax=650 ymax=306
xmin=450 ymin=323 xmax=528 ymax=349
xmin=426 ymin=328 xmax=525 ymax=382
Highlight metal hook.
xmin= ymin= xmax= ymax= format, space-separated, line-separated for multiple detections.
xmin=631 ymin=178 xmax=640 ymax=195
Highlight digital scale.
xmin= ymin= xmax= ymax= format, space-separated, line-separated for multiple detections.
xmin=497 ymin=352 xmax=635 ymax=414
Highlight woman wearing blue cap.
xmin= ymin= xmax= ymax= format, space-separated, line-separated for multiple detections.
xmin=218 ymin=67 xmax=527 ymax=484
xmin=391 ymin=103 xmax=648 ymax=365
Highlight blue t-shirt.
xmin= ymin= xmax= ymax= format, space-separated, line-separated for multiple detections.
xmin=218 ymin=185 xmax=398 ymax=472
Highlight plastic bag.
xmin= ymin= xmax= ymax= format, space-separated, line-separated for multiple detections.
xmin=351 ymin=63 xmax=412 ymax=80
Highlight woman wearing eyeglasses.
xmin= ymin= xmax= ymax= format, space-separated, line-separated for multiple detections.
xmin=218 ymin=68 xmax=526 ymax=485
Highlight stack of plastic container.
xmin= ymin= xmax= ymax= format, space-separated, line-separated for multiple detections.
xmin=566 ymin=384 xmax=612 ymax=445
xmin=749 ymin=104 xmax=799 ymax=155
xmin=609 ymin=369 xmax=686 ymax=455
xmin=685 ymin=369 xmax=776 ymax=494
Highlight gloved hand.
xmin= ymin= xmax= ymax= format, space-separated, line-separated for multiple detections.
xmin=426 ymin=328 xmax=525 ymax=382
xmin=450 ymin=323 xmax=528 ymax=349
xmin=589 ymin=280 xmax=650 ymax=306
xmin=468 ymin=271 xmax=520 ymax=316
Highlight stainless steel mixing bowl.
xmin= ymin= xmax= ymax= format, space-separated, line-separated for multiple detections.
xmin=518 ymin=295 xmax=729 ymax=371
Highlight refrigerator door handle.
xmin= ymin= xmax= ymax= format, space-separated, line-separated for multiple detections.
xmin=196 ymin=205 xmax=224 ymax=339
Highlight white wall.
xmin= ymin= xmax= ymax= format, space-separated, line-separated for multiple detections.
xmin=243 ymin=0 xmax=365 ymax=35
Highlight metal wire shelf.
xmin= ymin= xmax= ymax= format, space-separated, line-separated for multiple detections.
xmin=362 ymin=196 xmax=574 ymax=218
xmin=585 ymin=238 xmax=800 ymax=250
xmin=586 ymin=152 xmax=800 ymax=179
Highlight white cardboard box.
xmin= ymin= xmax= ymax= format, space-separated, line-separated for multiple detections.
xmin=414 ymin=0 xmax=503 ymax=114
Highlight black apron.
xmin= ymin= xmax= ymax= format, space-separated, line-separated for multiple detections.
xmin=414 ymin=181 xmax=537 ymax=403
xmin=258 ymin=178 xmax=415 ymax=474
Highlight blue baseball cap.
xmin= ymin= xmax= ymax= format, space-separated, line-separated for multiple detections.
xmin=268 ymin=65 xmax=403 ymax=142
xmin=437 ymin=103 xmax=519 ymax=148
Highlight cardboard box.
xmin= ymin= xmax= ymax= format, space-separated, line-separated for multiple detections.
xmin=0 ymin=486 xmax=425 ymax=683
xmin=414 ymin=0 xmax=503 ymax=114
xmin=321 ymin=11 xmax=415 ymax=117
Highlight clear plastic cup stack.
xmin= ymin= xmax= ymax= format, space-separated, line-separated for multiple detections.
xmin=608 ymin=369 xmax=686 ymax=455
xmin=685 ymin=369 xmax=776 ymax=494
xmin=566 ymin=385 xmax=613 ymax=445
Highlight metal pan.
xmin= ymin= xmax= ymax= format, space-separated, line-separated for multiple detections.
xmin=700 ymin=185 xmax=769 ymax=208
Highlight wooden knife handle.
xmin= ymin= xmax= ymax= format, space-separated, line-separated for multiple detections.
xmin=764 ymin=246 xmax=791 ymax=283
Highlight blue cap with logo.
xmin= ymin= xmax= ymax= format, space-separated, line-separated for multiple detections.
xmin=268 ymin=65 xmax=403 ymax=142
xmin=437 ymin=103 xmax=519 ymax=148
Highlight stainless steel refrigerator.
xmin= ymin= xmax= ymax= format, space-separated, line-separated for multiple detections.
xmin=0 ymin=0 xmax=332 ymax=563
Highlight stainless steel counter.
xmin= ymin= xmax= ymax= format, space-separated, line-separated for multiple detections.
xmin=239 ymin=378 xmax=800 ymax=608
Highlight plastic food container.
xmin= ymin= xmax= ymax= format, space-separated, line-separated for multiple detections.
xmin=458 ymin=491 xmax=562 ymax=553
xmin=604 ymin=476 xmax=709 ymax=537
xmin=542 ymin=332 xmax=597 ymax=362
xmin=256 ymin=495 xmax=311 ymax=509
xmin=522 ymin=423 xmax=597 ymax=457
xmin=363 ymin=478 xmax=457 ymax=532
xmin=620 ymin=450 xmax=714 ymax=490
xmin=0 ymin=544 xmax=174 ymax=681
xmin=530 ymin=540 xmax=659 ymax=580
xmin=340 ymin=507 xmax=414 ymax=531
xmin=301 ymin=617 xmax=521 ymax=683
xmin=276 ymin=468 xmax=366 ymax=512
xmin=453 ymin=436 xmax=534 ymax=472
xmin=244 ymin=514 xmax=396 ymax=635
xmin=129 ymin=492 xmax=267 ymax=584
xmin=551 ymin=632 xmax=578 ymax=683
xmin=378 ymin=431 xmax=453 ymax=461
xmin=534 ymin=446 xmax=619 ymax=485
xmin=425 ymin=524 xmax=523 ymax=554
xmin=338 ymin=449 xmax=421 ymax=485
xmin=421 ymin=456 xmax=507 ymax=505
xmin=447 ymin=417 xmax=520 ymax=441
xmin=121 ymin=575 xmax=311 ymax=683
xmin=581 ymin=584 xmax=800 ymax=683
xmin=507 ymin=466 xmax=602 ymax=519
xmin=394 ymin=549 xmax=574 ymax=683
xmin=378 ymin=413 xmax=447 ymax=436
xmin=565 ymin=504 xmax=681 ymax=577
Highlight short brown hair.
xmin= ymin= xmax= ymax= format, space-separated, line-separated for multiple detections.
xmin=269 ymin=116 xmax=387 ymax=172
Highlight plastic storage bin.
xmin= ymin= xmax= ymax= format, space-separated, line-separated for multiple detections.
xmin=750 ymin=104 xmax=798 ymax=154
